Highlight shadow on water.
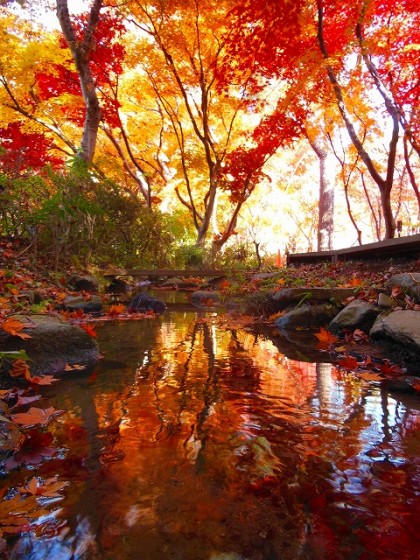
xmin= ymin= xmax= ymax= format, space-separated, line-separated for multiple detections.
xmin=2 ymin=300 xmax=420 ymax=560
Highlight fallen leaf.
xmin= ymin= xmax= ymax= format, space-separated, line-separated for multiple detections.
xmin=268 ymin=311 xmax=286 ymax=322
xmin=314 ymin=327 xmax=339 ymax=348
xmin=358 ymin=371 xmax=383 ymax=382
xmin=18 ymin=476 xmax=68 ymax=498
xmin=28 ymin=375 xmax=58 ymax=386
xmin=379 ymin=361 xmax=405 ymax=377
xmin=107 ymin=304 xmax=126 ymax=316
xmin=79 ymin=323 xmax=97 ymax=338
xmin=64 ymin=363 xmax=87 ymax=371
xmin=1 ymin=318 xmax=32 ymax=340
xmin=4 ymin=429 xmax=56 ymax=470
xmin=337 ymin=355 xmax=359 ymax=370
xmin=11 ymin=407 xmax=64 ymax=427
xmin=9 ymin=359 xmax=31 ymax=380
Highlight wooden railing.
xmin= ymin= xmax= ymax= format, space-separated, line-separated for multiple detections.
xmin=287 ymin=233 xmax=420 ymax=265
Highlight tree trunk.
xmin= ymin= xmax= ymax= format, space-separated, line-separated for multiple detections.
xmin=316 ymin=0 xmax=397 ymax=239
xmin=56 ymin=0 xmax=103 ymax=163
xmin=310 ymin=134 xmax=335 ymax=250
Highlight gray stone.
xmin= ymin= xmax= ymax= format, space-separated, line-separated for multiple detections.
xmin=0 ymin=314 xmax=100 ymax=375
xmin=384 ymin=273 xmax=420 ymax=302
xmin=378 ymin=293 xmax=393 ymax=308
xmin=370 ymin=310 xmax=420 ymax=353
xmin=63 ymin=295 xmax=103 ymax=313
xmin=190 ymin=290 xmax=221 ymax=307
xmin=68 ymin=274 xmax=99 ymax=293
xmin=275 ymin=303 xmax=341 ymax=330
xmin=128 ymin=293 xmax=166 ymax=313
xmin=160 ymin=277 xmax=200 ymax=289
xmin=251 ymin=272 xmax=280 ymax=281
xmin=329 ymin=299 xmax=381 ymax=334
xmin=272 ymin=287 xmax=355 ymax=310
xmin=106 ymin=278 xmax=130 ymax=294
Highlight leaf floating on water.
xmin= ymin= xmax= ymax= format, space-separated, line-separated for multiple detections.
xmin=11 ymin=407 xmax=64 ymax=427
xmin=18 ymin=476 xmax=68 ymax=498
xmin=28 ymin=375 xmax=59 ymax=386
xmin=64 ymin=363 xmax=87 ymax=371
xmin=337 ymin=355 xmax=359 ymax=370
xmin=314 ymin=327 xmax=338 ymax=349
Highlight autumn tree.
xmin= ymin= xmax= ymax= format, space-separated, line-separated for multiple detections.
xmin=219 ymin=0 xmax=420 ymax=240
xmin=111 ymin=0 xmax=290 ymax=250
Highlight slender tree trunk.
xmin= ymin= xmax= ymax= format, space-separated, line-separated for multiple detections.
xmin=56 ymin=0 xmax=103 ymax=163
xmin=310 ymin=134 xmax=335 ymax=250
xmin=316 ymin=0 xmax=397 ymax=239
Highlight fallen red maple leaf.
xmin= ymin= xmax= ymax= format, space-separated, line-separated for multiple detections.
xmin=378 ymin=361 xmax=405 ymax=377
xmin=337 ymin=355 xmax=359 ymax=370
xmin=79 ymin=323 xmax=97 ymax=338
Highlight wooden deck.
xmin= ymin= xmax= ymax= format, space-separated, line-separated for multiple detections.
xmin=287 ymin=233 xmax=420 ymax=265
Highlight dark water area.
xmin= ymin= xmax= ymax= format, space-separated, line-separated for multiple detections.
xmin=2 ymin=299 xmax=420 ymax=560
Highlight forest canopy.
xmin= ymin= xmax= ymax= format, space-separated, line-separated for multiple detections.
xmin=0 ymin=0 xmax=419 ymax=268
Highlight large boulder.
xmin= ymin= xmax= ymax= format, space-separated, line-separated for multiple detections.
xmin=62 ymin=295 xmax=103 ymax=313
xmin=0 ymin=314 xmax=100 ymax=375
xmin=128 ymin=293 xmax=166 ymax=314
xmin=384 ymin=273 xmax=420 ymax=302
xmin=275 ymin=303 xmax=341 ymax=330
xmin=329 ymin=299 xmax=381 ymax=334
xmin=272 ymin=287 xmax=356 ymax=310
xmin=370 ymin=310 xmax=420 ymax=354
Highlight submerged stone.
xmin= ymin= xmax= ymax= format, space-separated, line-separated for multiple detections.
xmin=128 ymin=293 xmax=166 ymax=313
xmin=275 ymin=303 xmax=341 ymax=330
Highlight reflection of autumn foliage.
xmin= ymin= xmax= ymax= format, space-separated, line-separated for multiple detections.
xmin=1 ymin=311 xmax=419 ymax=557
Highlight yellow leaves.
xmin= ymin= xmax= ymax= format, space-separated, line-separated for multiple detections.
xmin=1 ymin=317 xmax=32 ymax=340
xmin=400 ymin=43 xmax=420 ymax=53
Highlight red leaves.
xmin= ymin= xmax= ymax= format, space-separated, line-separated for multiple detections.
xmin=0 ymin=122 xmax=63 ymax=173
xmin=337 ymin=355 xmax=358 ymax=370
xmin=79 ymin=323 xmax=97 ymax=338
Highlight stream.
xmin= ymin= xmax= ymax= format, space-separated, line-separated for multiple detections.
xmin=2 ymin=296 xmax=420 ymax=560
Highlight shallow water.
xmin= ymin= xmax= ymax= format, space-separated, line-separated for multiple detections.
xmin=3 ymin=306 xmax=420 ymax=560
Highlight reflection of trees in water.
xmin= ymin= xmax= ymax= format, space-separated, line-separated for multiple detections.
xmin=21 ymin=316 xmax=419 ymax=560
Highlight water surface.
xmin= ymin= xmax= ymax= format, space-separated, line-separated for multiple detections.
xmin=3 ymin=307 xmax=420 ymax=560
